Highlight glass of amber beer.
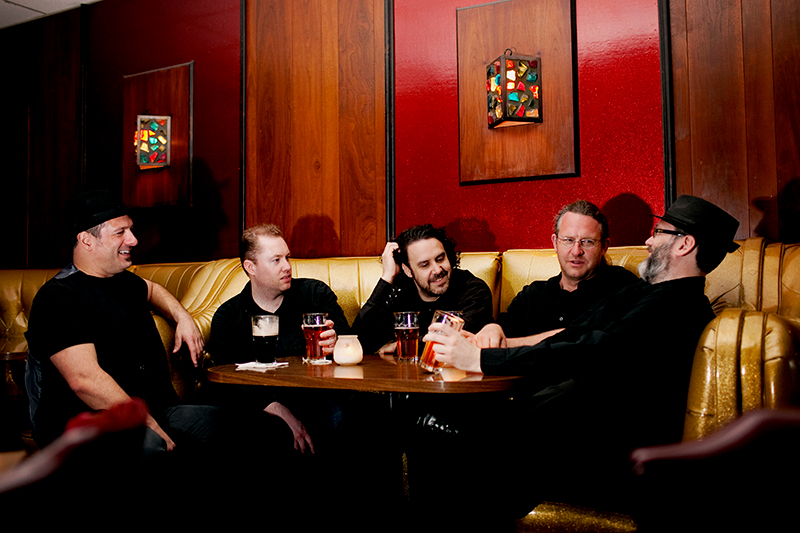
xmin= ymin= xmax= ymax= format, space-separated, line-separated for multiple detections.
xmin=302 ymin=312 xmax=331 ymax=365
xmin=394 ymin=311 xmax=420 ymax=362
xmin=251 ymin=315 xmax=279 ymax=364
xmin=419 ymin=310 xmax=464 ymax=372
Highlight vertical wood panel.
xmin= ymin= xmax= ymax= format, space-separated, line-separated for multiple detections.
xmin=246 ymin=0 xmax=292 ymax=232
xmin=742 ymin=0 xmax=777 ymax=237
xmin=246 ymin=0 xmax=385 ymax=257
xmin=23 ymin=10 xmax=83 ymax=268
xmin=685 ymin=0 xmax=749 ymax=236
xmin=122 ymin=64 xmax=192 ymax=208
xmin=772 ymin=0 xmax=800 ymax=187
xmin=670 ymin=0 xmax=800 ymax=242
xmin=772 ymin=0 xmax=800 ymax=242
xmin=290 ymin=0 xmax=323 ymax=236
xmin=339 ymin=0 xmax=386 ymax=255
xmin=670 ymin=0 xmax=693 ymax=198
xmin=457 ymin=0 xmax=577 ymax=183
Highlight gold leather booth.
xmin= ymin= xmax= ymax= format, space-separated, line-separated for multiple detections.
xmin=2 ymin=238 xmax=797 ymax=410
xmin=2 ymin=238 xmax=799 ymax=530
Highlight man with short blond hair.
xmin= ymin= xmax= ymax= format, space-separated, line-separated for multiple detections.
xmin=207 ymin=223 xmax=351 ymax=453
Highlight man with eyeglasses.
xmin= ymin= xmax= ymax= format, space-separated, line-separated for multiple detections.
xmin=476 ymin=200 xmax=638 ymax=348
xmin=422 ymin=196 xmax=740 ymax=519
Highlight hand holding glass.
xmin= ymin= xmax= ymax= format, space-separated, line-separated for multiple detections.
xmin=303 ymin=313 xmax=332 ymax=365
xmin=419 ymin=311 xmax=464 ymax=372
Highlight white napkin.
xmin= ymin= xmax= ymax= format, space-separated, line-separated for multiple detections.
xmin=235 ymin=361 xmax=289 ymax=372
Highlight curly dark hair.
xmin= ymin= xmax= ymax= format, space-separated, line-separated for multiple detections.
xmin=394 ymin=224 xmax=460 ymax=269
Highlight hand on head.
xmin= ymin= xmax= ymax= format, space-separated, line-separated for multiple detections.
xmin=380 ymin=242 xmax=401 ymax=283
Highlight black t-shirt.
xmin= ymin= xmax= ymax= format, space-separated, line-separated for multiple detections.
xmin=353 ymin=268 xmax=494 ymax=355
xmin=207 ymin=278 xmax=352 ymax=364
xmin=26 ymin=265 xmax=178 ymax=445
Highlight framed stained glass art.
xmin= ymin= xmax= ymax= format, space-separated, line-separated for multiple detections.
xmin=122 ymin=61 xmax=192 ymax=207
xmin=135 ymin=115 xmax=171 ymax=169
xmin=456 ymin=0 xmax=578 ymax=184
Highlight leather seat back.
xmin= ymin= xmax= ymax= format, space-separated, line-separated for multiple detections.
xmin=499 ymin=246 xmax=649 ymax=314
xmin=0 ymin=269 xmax=60 ymax=353
xmin=684 ymin=309 xmax=800 ymax=441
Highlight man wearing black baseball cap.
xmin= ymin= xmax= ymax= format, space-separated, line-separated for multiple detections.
xmin=420 ymin=195 xmax=740 ymax=519
xmin=25 ymin=190 xmax=217 ymax=453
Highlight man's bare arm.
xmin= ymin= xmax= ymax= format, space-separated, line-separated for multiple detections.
xmin=145 ymin=279 xmax=204 ymax=365
xmin=474 ymin=323 xmax=565 ymax=349
xmin=505 ymin=329 xmax=564 ymax=347
xmin=51 ymin=344 xmax=176 ymax=450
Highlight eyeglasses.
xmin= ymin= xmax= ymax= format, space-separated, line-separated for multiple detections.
xmin=556 ymin=237 xmax=601 ymax=249
xmin=651 ymin=227 xmax=686 ymax=238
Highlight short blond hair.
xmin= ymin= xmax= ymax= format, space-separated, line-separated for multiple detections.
xmin=240 ymin=224 xmax=283 ymax=269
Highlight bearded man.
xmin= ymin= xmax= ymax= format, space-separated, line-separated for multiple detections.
xmin=354 ymin=224 xmax=493 ymax=355
xmin=422 ymin=196 xmax=740 ymax=519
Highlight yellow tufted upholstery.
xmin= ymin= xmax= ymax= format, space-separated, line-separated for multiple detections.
xmin=2 ymin=239 xmax=798 ymax=531
xmin=0 ymin=269 xmax=60 ymax=354
xmin=683 ymin=309 xmax=800 ymax=441
xmin=502 ymin=239 xmax=800 ymax=532
xmin=128 ymin=262 xmax=208 ymax=301
xmin=500 ymin=246 xmax=650 ymax=314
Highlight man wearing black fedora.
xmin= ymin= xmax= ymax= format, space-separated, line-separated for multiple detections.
xmin=421 ymin=195 xmax=740 ymax=519
xmin=25 ymin=190 xmax=221 ymax=453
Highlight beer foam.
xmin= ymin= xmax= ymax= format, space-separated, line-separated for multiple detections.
xmin=253 ymin=321 xmax=279 ymax=336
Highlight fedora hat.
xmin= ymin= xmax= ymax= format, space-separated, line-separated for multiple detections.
xmin=656 ymin=195 xmax=739 ymax=253
xmin=67 ymin=190 xmax=131 ymax=236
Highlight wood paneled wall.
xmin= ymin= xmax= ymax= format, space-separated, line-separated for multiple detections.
xmin=670 ymin=0 xmax=800 ymax=242
xmin=0 ymin=9 xmax=84 ymax=268
xmin=122 ymin=63 xmax=192 ymax=209
xmin=245 ymin=0 xmax=386 ymax=257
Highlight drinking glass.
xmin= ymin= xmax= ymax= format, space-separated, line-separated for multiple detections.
xmin=419 ymin=310 xmax=464 ymax=372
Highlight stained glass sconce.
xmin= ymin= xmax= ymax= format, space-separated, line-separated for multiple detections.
xmin=135 ymin=115 xmax=171 ymax=169
xmin=487 ymin=50 xmax=542 ymax=129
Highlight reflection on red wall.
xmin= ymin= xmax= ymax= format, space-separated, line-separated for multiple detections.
xmin=394 ymin=0 xmax=664 ymax=251
xmin=86 ymin=0 xmax=241 ymax=262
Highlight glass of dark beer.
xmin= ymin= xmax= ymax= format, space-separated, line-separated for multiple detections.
xmin=251 ymin=315 xmax=279 ymax=364
xmin=302 ymin=312 xmax=331 ymax=365
xmin=393 ymin=311 xmax=420 ymax=362
xmin=419 ymin=310 xmax=464 ymax=372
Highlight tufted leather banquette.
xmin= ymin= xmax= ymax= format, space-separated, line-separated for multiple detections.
xmin=2 ymin=239 xmax=799 ymax=531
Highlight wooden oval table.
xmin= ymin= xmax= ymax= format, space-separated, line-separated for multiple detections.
xmin=207 ymin=354 xmax=528 ymax=509
xmin=205 ymin=354 xmax=528 ymax=395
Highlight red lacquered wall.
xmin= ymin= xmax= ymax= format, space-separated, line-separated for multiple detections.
xmin=394 ymin=0 xmax=664 ymax=251
xmin=85 ymin=0 xmax=241 ymax=262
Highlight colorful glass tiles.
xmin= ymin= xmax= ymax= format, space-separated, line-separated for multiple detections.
xmin=135 ymin=115 xmax=171 ymax=169
xmin=486 ymin=53 xmax=542 ymax=129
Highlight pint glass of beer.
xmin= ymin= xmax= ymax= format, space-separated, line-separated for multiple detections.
xmin=393 ymin=311 xmax=420 ymax=362
xmin=302 ymin=312 xmax=331 ymax=365
xmin=251 ymin=315 xmax=279 ymax=364
xmin=419 ymin=310 xmax=464 ymax=372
